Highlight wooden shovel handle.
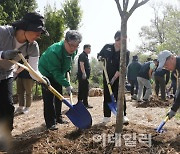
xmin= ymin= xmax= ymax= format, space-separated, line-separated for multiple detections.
xmin=67 ymin=72 xmax=74 ymax=105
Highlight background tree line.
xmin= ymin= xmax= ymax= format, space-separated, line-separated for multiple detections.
xmin=0 ymin=0 xmax=179 ymax=96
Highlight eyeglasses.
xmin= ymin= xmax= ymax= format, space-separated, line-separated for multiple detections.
xmin=67 ymin=42 xmax=79 ymax=49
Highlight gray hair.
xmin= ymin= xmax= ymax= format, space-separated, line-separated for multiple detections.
xmin=65 ymin=30 xmax=82 ymax=43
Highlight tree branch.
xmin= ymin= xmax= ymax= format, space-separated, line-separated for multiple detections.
xmin=123 ymin=0 xmax=129 ymax=12
xmin=115 ymin=0 xmax=123 ymax=17
xmin=128 ymin=0 xmax=150 ymax=18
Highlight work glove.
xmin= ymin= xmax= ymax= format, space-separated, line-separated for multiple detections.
xmin=110 ymin=77 xmax=116 ymax=86
xmin=66 ymin=86 xmax=73 ymax=95
xmin=82 ymin=72 xmax=87 ymax=80
xmin=166 ymin=109 xmax=176 ymax=119
xmin=1 ymin=50 xmax=19 ymax=60
xmin=97 ymin=56 xmax=104 ymax=62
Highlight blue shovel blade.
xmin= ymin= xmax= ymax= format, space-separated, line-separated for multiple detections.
xmin=108 ymin=95 xmax=117 ymax=115
xmin=108 ymin=102 xmax=117 ymax=115
xmin=65 ymin=101 xmax=92 ymax=129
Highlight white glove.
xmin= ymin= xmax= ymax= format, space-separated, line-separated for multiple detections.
xmin=110 ymin=77 xmax=116 ymax=85
xmin=82 ymin=72 xmax=87 ymax=79
xmin=97 ymin=56 xmax=104 ymax=61
xmin=66 ymin=86 xmax=73 ymax=95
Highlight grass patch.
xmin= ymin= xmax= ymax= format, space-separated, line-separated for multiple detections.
xmin=175 ymin=112 xmax=180 ymax=120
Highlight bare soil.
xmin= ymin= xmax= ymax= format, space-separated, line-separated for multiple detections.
xmin=2 ymin=93 xmax=180 ymax=153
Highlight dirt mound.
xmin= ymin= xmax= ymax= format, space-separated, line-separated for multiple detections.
xmin=5 ymin=123 xmax=180 ymax=153
xmin=1 ymin=95 xmax=179 ymax=153
xmin=134 ymin=97 xmax=174 ymax=108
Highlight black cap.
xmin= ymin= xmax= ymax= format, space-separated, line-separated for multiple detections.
xmin=132 ymin=55 xmax=138 ymax=61
xmin=114 ymin=30 xmax=121 ymax=40
xmin=12 ymin=12 xmax=49 ymax=36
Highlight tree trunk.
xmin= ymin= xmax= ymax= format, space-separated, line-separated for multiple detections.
xmin=115 ymin=18 xmax=127 ymax=133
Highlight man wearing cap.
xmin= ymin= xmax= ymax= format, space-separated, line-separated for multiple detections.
xmin=0 ymin=12 xmax=49 ymax=147
xmin=77 ymin=44 xmax=93 ymax=108
xmin=127 ymin=55 xmax=142 ymax=100
xmin=38 ymin=30 xmax=82 ymax=130
xmin=157 ymin=50 xmax=180 ymax=119
xmin=97 ymin=30 xmax=130 ymax=124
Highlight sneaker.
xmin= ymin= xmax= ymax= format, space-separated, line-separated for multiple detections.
xmin=143 ymin=99 xmax=149 ymax=103
xmin=102 ymin=117 xmax=111 ymax=123
xmin=137 ymin=99 xmax=142 ymax=103
xmin=131 ymin=94 xmax=137 ymax=100
xmin=85 ymin=105 xmax=93 ymax=109
xmin=14 ymin=106 xmax=24 ymax=115
xmin=48 ymin=125 xmax=58 ymax=131
xmin=56 ymin=118 xmax=68 ymax=124
xmin=123 ymin=116 xmax=129 ymax=125
xmin=23 ymin=107 xmax=29 ymax=114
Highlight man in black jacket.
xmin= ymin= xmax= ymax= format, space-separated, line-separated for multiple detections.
xmin=127 ymin=55 xmax=142 ymax=100
xmin=97 ymin=30 xmax=130 ymax=124
xmin=157 ymin=50 xmax=180 ymax=119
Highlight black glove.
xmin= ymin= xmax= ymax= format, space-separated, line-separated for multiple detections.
xmin=1 ymin=50 xmax=19 ymax=60
xmin=166 ymin=109 xmax=176 ymax=119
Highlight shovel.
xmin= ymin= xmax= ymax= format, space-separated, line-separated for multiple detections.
xmin=155 ymin=116 xmax=169 ymax=133
xmin=10 ymin=53 xmax=92 ymax=129
xmin=102 ymin=59 xmax=117 ymax=115
xmin=67 ymin=72 xmax=74 ymax=105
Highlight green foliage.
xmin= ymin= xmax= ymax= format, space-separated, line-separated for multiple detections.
xmin=0 ymin=0 xmax=37 ymax=24
xmin=0 ymin=5 xmax=8 ymax=25
xmin=68 ymin=56 xmax=103 ymax=90
xmin=32 ymin=82 xmax=42 ymax=96
xmin=62 ymin=0 xmax=82 ymax=30
xmin=89 ymin=57 xmax=103 ymax=88
xmin=38 ymin=0 xmax=82 ymax=53
xmin=175 ymin=112 xmax=180 ymax=120
xmin=158 ymin=6 xmax=180 ymax=55
xmin=38 ymin=5 xmax=65 ymax=53
xmin=138 ymin=4 xmax=180 ymax=55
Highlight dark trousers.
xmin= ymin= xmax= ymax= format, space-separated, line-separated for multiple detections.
xmin=129 ymin=79 xmax=138 ymax=95
xmin=78 ymin=78 xmax=89 ymax=106
xmin=155 ymin=76 xmax=166 ymax=100
xmin=103 ymin=79 xmax=126 ymax=117
xmin=0 ymin=78 xmax=14 ymax=131
xmin=168 ymin=80 xmax=177 ymax=95
xmin=42 ymin=79 xmax=62 ymax=128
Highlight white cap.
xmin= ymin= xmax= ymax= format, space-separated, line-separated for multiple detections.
xmin=157 ymin=50 xmax=172 ymax=70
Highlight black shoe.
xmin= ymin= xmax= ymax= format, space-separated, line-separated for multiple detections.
xmin=48 ymin=125 xmax=58 ymax=131
xmin=56 ymin=119 xmax=68 ymax=124
xmin=143 ymin=99 xmax=149 ymax=103
xmin=85 ymin=105 xmax=93 ymax=109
